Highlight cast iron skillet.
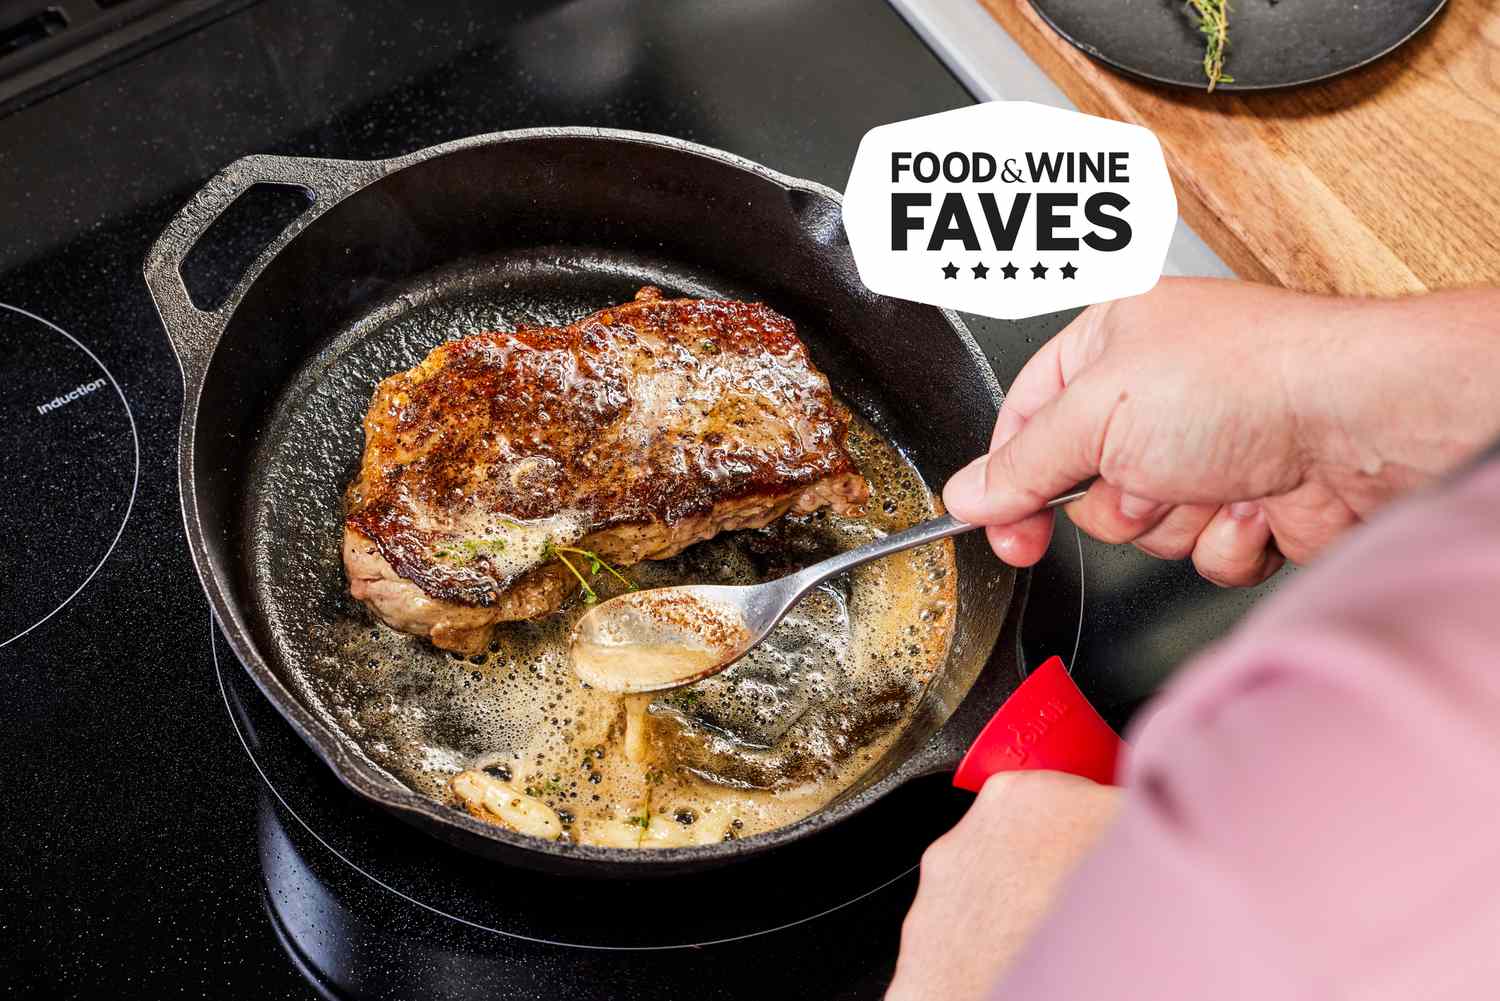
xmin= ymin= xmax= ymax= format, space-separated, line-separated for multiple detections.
xmin=1031 ymin=0 xmax=1446 ymax=91
xmin=145 ymin=128 xmax=1022 ymax=877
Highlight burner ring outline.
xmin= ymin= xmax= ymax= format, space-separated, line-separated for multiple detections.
xmin=0 ymin=302 xmax=140 ymax=650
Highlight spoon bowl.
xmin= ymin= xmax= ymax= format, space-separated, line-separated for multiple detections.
xmin=570 ymin=585 xmax=762 ymax=693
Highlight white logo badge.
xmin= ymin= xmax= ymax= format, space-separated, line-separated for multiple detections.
xmin=841 ymin=102 xmax=1177 ymax=320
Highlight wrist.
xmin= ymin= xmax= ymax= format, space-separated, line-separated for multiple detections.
xmin=1294 ymin=291 xmax=1500 ymax=506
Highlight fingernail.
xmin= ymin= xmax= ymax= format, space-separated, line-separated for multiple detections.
xmin=1118 ymin=492 xmax=1161 ymax=520
xmin=1229 ymin=501 xmax=1260 ymax=521
xmin=944 ymin=454 xmax=990 ymax=515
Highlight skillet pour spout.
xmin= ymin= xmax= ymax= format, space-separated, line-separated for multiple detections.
xmin=145 ymin=128 xmax=1022 ymax=876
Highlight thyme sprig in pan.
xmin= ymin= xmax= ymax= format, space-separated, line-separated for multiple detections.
xmin=1185 ymin=0 xmax=1233 ymax=91
xmin=544 ymin=541 xmax=637 ymax=604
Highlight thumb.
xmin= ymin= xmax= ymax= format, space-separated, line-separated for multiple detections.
xmin=945 ymin=385 xmax=1109 ymax=526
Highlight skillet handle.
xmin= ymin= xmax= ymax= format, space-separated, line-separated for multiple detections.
xmin=143 ymin=153 xmax=386 ymax=390
xmin=952 ymin=656 xmax=1124 ymax=790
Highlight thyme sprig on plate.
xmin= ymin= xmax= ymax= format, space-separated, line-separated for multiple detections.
xmin=1185 ymin=0 xmax=1233 ymax=91
xmin=543 ymin=541 xmax=637 ymax=604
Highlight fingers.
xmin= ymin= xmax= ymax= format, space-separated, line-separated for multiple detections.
xmin=984 ymin=303 xmax=1108 ymax=454
xmin=1133 ymin=503 xmax=1219 ymax=560
xmin=945 ymin=376 xmax=1111 ymax=526
xmin=1191 ymin=502 xmax=1285 ymax=587
xmin=1258 ymin=480 xmax=1361 ymax=564
xmin=1066 ymin=494 xmax=1284 ymax=586
xmin=946 ymin=306 xmax=1111 ymax=537
xmin=1004 ymin=487 xmax=1283 ymax=589
xmin=996 ymin=303 xmax=1110 ymax=432
xmin=957 ymin=453 xmax=1288 ymax=586
xmin=1057 ymin=479 xmax=1169 ymax=545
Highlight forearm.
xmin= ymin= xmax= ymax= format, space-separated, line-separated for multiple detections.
xmin=1294 ymin=288 xmax=1500 ymax=513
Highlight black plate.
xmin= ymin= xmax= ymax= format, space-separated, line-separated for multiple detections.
xmin=1030 ymin=0 xmax=1447 ymax=91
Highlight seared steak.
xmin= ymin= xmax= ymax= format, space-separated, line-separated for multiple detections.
xmin=344 ymin=287 xmax=868 ymax=653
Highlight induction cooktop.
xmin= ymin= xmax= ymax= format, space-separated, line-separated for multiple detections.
xmin=0 ymin=3 xmax=1275 ymax=998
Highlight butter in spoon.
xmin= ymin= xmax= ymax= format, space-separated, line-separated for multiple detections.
xmin=571 ymin=587 xmax=753 ymax=692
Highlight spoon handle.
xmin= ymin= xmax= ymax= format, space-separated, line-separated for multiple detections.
xmin=792 ymin=512 xmax=971 ymax=593
xmin=788 ymin=481 xmax=1094 ymax=595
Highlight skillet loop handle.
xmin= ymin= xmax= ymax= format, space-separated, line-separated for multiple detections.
xmin=143 ymin=153 xmax=384 ymax=390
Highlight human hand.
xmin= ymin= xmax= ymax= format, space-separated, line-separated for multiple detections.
xmin=944 ymin=278 xmax=1500 ymax=585
xmin=886 ymin=772 xmax=1121 ymax=1001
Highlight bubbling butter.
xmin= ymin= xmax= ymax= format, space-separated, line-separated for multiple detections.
xmin=315 ymin=414 xmax=958 ymax=848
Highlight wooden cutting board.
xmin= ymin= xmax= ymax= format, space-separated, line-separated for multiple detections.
xmin=978 ymin=0 xmax=1500 ymax=296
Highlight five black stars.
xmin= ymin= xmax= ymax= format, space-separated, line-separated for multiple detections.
xmin=939 ymin=261 xmax=1080 ymax=279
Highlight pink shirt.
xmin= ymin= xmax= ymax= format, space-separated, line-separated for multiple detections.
xmin=995 ymin=460 xmax=1500 ymax=999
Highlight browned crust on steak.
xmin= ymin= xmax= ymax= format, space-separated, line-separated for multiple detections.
xmin=344 ymin=287 xmax=867 ymax=623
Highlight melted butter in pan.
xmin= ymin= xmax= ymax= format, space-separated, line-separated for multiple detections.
xmin=313 ymin=414 xmax=957 ymax=848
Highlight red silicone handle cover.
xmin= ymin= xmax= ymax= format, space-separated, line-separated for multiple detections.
xmin=952 ymin=656 xmax=1124 ymax=791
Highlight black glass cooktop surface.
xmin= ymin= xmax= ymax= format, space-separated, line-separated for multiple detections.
xmin=0 ymin=2 xmax=1274 ymax=997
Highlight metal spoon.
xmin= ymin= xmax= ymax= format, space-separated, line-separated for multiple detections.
xmin=568 ymin=484 xmax=1092 ymax=694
